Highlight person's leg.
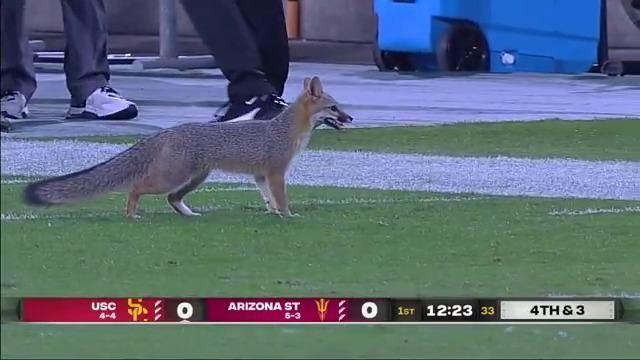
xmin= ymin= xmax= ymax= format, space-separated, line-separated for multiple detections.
xmin=180 ymin=0 xmax=287 ymax=122
xmin=60 ymin=0 xmax=137 ymax=120
xmin=0 ymin=0 xmax=35 ymax=119
xmin=236 ymin=0 xmax=289 ymax=97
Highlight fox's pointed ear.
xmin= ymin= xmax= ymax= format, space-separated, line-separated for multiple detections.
xmin=309 ymin=76 xmax=323 ymax=97
xmin=303 ymin=77 xmax=312 ymax=93
xmin=303 ymin=77 xmax=313 ymax=98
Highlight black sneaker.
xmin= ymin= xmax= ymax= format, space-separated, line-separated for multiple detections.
xmin=214 ymin=94 xmax=288 ymax=122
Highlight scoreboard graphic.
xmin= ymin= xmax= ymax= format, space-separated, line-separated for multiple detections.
xmin=14 ymin=297 xmax=634 ymax=324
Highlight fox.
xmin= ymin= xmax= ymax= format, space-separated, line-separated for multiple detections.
xmin=23 ymin=76 xmax=353 ymax=218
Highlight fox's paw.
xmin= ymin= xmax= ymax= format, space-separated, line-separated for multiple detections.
xmin=263 ymin=205 xmax=278 ymax=215
xmin=279 ymin=210 xmax=302 ymax=218
xmin=170 ymin=200 xmax=201 ymax=217
xmin=270 ymin=209 xmax=287 ymax=218
xmin=264 ymin=206 xmax=278 ymax=214
xmin=263 ymin=201 xmax=278 ymax=213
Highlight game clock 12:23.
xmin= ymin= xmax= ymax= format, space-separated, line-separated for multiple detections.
xmin=423 ymin=300 xmax=477 ymax=321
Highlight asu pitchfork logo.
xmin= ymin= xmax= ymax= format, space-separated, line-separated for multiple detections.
xmin=315 ymin=298 xmax=330 ymax=321
xmin=127 ymin=298 xmax=149 ymax=322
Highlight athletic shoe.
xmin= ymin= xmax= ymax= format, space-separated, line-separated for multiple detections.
xmin=214 ymin=94 xmax=288 ymax=122
xmin=66 ymin=86 xmax=138 ymax=120
xmin=1 ymin=91 xmax=29 ymax=119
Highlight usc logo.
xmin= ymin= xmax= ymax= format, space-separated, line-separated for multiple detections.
xmin=127 ymin=298 xmax=149 ymax=322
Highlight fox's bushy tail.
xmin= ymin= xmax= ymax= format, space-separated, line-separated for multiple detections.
xmin=24 ymin=141 xmax=156 ymax=206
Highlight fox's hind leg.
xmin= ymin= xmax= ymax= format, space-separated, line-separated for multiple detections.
xmin=127 ymin=182 xmax=164 ymax=219
xmin=255 ymin=175 xmax=277 ymax=213
xmin=167 ymin=172 xmax=209 ymax=216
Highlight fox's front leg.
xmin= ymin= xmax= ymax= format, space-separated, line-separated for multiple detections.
xmin=266 ymin=171 xmax=299 ymax=217
xmin=126 ymin=190 xmax=141 ymax=219
xmin=254 ymin=175 xmax=277 ymax=213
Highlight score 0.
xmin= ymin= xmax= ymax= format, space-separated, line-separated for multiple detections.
xmin=177 ymin=302 xmax=194 ymax=322
xmin=350 ymin=299 xmax=390 ymax=322
xmin=163 ymin=299 xmax=205 ymax=322
xmin=361 ymin=301 xmax=379 ymax=319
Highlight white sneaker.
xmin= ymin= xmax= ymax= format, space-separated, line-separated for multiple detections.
xmin=66 ymin=86 xmax=138 ymax=120
xmin=1 ymin=91 xmax=29 ymax=119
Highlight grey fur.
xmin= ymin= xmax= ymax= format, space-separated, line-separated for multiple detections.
xmin=21 ymin=77 xmax=353 ymax=218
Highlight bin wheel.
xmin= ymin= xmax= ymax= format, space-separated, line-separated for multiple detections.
xmin=373 ymin=44 xmax=415 ymax=72
xmin=437 ymin=22 xmax=489 ymax=72
xmin=0 ymin=117 xmax=10 ymax=133
xmin=600 ymin=60 xmax=624 ymax=76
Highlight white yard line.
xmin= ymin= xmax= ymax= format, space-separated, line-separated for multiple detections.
xmin=2 ymin=139 xmax=639 ymax=200
xmin=193 ymin=186 xmax=259 ymax=193
xmin=547 ymin=206 xmax=640 ymax=216
xmin=1 ymin=179 xmax=30 ymax=184
xmin=290 ymin=196 xmax=488 ymax=206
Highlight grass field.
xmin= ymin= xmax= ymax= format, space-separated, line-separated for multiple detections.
xmin=2 ymin=119 xmax=640 ymax=358
xmin=39 ymin=118 xmax=640 ymax=160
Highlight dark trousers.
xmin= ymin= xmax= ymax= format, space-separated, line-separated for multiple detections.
xmin=0 ymin=0 xmax=110 ymax=104
xmin=180 ymin=0 xmax=290 ymax=102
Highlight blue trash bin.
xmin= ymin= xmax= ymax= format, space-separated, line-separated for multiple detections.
xmin=373 ymin=0 xmax=601 ymax=74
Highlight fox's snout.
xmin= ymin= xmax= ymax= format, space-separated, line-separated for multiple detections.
xmin=338 ymin=110 xmax=353 ymax=124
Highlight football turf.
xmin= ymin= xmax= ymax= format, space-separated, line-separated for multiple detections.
xmin=1 ymin=182 xmax=639 ymax=358
xmin=2 ymin=118 xmax=639 ymax=358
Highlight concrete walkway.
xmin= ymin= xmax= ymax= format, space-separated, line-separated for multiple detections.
xmin=2 ymin=62 xmax=639 ymax=138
